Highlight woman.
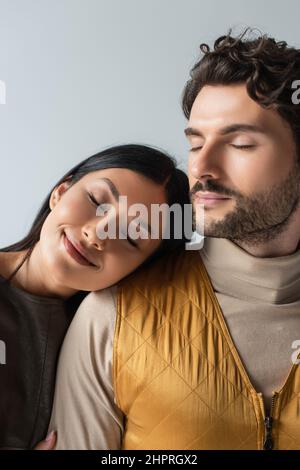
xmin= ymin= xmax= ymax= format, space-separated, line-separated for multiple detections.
xmin=0 ymin=144 xmax=190 ymax=449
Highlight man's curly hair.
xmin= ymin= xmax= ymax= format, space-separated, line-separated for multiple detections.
xmin=182 ymin=28 xmax=300 ymax=155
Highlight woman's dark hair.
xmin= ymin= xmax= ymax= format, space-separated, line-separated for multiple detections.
xmin=182 ymin=28 xmax=300 ymax=157
xmin=1 ymin=144 xmax=190 ymax=274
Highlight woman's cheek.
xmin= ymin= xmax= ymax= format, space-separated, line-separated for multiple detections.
xmin=55 ymin=198 xmax=85 ymax=224
xmin=103 ymin=256 xmax=136 ymax=287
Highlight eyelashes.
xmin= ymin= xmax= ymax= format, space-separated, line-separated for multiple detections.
xmin=189 ymin=144 xmax=256 ymax=152
xmin=88 ymin=192 xmax=101 ymax=206
xmin=87 ymin=192 xmax=138 ymax=248
xmin=230 ymin=144 xmax=256 ymax=150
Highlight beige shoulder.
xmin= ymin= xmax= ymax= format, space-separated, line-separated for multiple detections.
xmin=71 ymin=284 xmax=118 ymax=328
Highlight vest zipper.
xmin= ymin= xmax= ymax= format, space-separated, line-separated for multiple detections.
xmin=262 ymin=392 xmax=278 ymax=450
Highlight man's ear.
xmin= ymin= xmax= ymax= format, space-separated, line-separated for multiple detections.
xmin=49 ymin=178 xmax=73 ymax=210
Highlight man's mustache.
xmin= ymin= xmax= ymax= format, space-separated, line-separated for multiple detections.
xmin=189 ymin=180 xmax=238 ymax=199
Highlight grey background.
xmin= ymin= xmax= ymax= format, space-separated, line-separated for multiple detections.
xmin=0 ymin=0 xmax=299 ymax=246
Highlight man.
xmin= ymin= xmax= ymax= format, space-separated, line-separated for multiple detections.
xmin=44 ymin=30 xmax=300 ymax=450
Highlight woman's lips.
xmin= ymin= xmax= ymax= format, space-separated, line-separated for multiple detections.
xmin=63 ymin=233 xmax=95 ymax=267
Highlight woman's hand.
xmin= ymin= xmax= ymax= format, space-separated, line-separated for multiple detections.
xmin=34 ymin=430 xmax=57 ymax=450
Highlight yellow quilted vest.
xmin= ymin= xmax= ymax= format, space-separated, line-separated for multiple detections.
xmin=113 ymin=249 xmax=300 ymax=450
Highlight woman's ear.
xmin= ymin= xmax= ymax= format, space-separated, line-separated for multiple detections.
xmin=49 ymin=178 xmax=73 ymax=210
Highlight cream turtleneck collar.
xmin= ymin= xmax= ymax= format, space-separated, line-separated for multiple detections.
xmin=200 ymin=237 xmax=300 ymax=304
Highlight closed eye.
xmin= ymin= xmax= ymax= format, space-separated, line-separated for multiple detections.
xmin=127 ymin=236 xmax=138 ymax=248
xmin=88 ymin=192 xmax=138 ymax=248
xmin=120 ymin=232 xmax=138 ymax=248
xmin=190 ymin=144 xmax=256 ymax=152
xmin=88 ymin=192 xmax=101 ymax=206
xmin=231 ymin=144 xmax=256 ymax=150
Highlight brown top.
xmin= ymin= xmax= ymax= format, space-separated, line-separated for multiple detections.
xmin=0 ymin=249 xmax=86 ymax=449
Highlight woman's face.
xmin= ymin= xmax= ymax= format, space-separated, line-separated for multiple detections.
xmin=39 ymin=168 xmax=167 ymax=292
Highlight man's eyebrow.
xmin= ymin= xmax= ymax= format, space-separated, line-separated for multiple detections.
xmin=96 ymin=177 xmax=120 ymax=201
xmin=184 ymin=124 xmax=266 ymax=137
xmin=96 ymin=177 xmax=153 ymax=238
xmin=218 ymin=123 xmax=266 ymax=135
xmin=184 ymin=127 xmax=204 ymax=137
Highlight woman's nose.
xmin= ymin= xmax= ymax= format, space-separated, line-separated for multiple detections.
xmin=82 ymin=224 xmax=106 ymax=250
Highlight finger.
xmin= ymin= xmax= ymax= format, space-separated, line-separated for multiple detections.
xmin=34 ymin=430 xmax=57 ymax=450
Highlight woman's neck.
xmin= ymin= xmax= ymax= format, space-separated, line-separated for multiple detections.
xmin=0 ymin=248 xmax=78 ymax=300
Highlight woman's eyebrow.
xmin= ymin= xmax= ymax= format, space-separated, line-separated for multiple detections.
xmin=95 ymin=177 xmax=120 ymax=201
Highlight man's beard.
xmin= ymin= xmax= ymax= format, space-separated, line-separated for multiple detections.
xmin=191 ymin=162 xmax=300 ymax=245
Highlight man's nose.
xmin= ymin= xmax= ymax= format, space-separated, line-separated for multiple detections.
xmin=189 ymin=142 xmax=222 ymax=181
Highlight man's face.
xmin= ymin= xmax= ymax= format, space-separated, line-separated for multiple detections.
xmin=186 ymin=84 xmax=300 ymax=243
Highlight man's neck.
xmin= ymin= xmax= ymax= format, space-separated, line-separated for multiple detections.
xmin=230 ymin=203 xmax=300 ymax=258
xmin=232 ymin=209 xmax=300 ymax=258
xmin=233 ymin=237 xmax=300 ymax=258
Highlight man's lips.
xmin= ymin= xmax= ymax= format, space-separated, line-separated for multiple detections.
xmin=63 ymin=232 xmax=97 ymax=267
xmin=195 ymin=191 xmax=231 ymax=199
xmin=194 ymin=192 xmax=232 ymax=207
